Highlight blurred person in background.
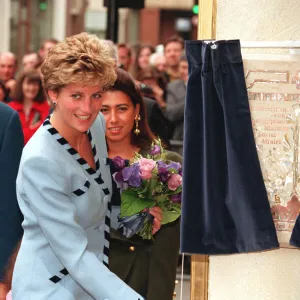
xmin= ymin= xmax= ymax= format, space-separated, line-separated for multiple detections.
xmin=0 ymin=52 xmax=17 ymax=94
xmin=136 ymin=66 xmax=167 ymax=109
xmin=0 ymin=80 xmax=11 ymax=103
xmin=0 ymin=102 xmax=23 ymax=300
xmin=101 ymin=40 xmax=118 ymax=62
xmin=150 ymin=52 xmax=170 ymax=84
xmin=163 ymin=35 xmax=184 ymax=82
xmin=164 ymin=55 xmax=188 ymax=155
xmin=117 ymin=43 xmax=132 ymax=71
xmin=22 ymin=52 xmax=39 ymax=72
xmin=8 ymin=70 xmax=49 ymax=144
xmin=150 ymin=52 xmax=167 ymax=73
xmin=38 ymin=38 xmax=59 ymax=62
xmin=132 ymin=45 xmax=155 ymax=78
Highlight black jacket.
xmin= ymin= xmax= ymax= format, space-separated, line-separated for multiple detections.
xmin=0 ymin=102 xmax=23 ymax=280
xmin=143 ymin=97 xmax=172 ymax=149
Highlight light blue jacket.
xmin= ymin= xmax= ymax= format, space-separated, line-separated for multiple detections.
xmin=12 ymin=114 xmax=143 ymax=300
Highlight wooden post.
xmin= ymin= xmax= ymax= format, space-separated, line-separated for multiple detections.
xmin=190 ymin=1 xmax=217 ymax=300
xmin=197 ymin=0 xmax=217 ymax=40
xmin=190 ymin=255 xmax=209 ymax=300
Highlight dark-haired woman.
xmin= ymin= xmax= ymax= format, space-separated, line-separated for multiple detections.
xmin=101 ymin=68 xmax=181 ymax=300
xmin=9 ymin=71 xmax=49 ymax=144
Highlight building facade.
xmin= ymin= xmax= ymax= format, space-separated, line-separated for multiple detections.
xmin=0 ymin=0 xmax=197 ymax=62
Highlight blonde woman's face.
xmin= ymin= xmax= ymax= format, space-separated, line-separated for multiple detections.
xmin=49 ymin=83 xmax=103 ymax=133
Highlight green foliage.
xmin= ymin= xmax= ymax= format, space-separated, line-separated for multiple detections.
xmin=120 ymin=190 xmax=155 ymax=217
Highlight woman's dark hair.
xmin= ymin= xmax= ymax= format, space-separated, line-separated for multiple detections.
xmin=0 ymin=80 xmax=10 ymax=103
xmin=108 ymin=68 xmax=155 ymax=149
xmin=12 ymin=70 xmax=46 ymax=103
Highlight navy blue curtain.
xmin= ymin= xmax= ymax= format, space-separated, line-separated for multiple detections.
xmin=290 ymin=217 xmax=300 ymax=247
xmin=180 ymin=40 xmax=279 ymax=254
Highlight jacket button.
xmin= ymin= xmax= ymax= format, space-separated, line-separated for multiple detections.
xmin=129 ymin=246 xmax=135 ymax=252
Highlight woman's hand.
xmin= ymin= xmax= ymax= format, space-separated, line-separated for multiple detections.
xmin=0 ymin=283 xmax=9 ymax=300
xmin=149 ymin=206 xmax=163 ymax=235
xmin=151 ymin=85 xmax=166 ymax=109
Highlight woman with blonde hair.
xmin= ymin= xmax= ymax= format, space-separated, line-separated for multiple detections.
xmin=12 ymin=33 xmax=143 ymax=300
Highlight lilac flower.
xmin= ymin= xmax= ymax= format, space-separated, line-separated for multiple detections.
xmin=168 ymin=162 xmax=182 ymax=172
xmin=157 ymin=160 xmax=167 ymax=170
xmin=170 ymin=192 xmax=181 ymax=203
xmin=150 ymin=145 xmax=161 ymax=156
xmin=122 ymin=163 xmax=141 ymax=187
xmin=112 ymin=156 xmax=126 ymax=170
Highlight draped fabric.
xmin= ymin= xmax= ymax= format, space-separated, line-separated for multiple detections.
xmin=180 ymin=40 xmax=279 ymax=254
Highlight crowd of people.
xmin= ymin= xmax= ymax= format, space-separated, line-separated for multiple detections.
xmin=0 ymin=35 xmax=187 ymax=153
xmin=0 ymin=32 xmax=188 ymax=300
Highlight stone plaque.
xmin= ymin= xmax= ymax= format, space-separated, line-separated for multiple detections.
xmin=244 ymin=53 xmax=300 ymax=247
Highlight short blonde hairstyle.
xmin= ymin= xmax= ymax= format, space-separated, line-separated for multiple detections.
xmin=41 ymin=32 xmax=116 ymax=93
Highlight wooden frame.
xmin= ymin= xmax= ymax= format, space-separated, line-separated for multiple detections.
xmin=190 ymin=1 xmax=217 ymax=300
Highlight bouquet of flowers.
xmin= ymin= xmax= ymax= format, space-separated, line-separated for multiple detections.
xmin=112 ymin=140 xmax=182 ymax=240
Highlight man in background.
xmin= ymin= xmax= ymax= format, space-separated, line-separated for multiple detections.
xmin=22 ymin=52 xmax=39 ymax=72
xmin=165 ymin=55 xmax=188 ymax=154
xmin=38 ymin=38 xmax=59 ymax=63
xmin=0 ymin=103 xmax=23 ymax=299
xmin=163 ymin=35 xmax=184 ymax=82
xmin=117 ymin=43 xmax=132 ymax=72
xmin=0 ymin=52 xmax=18 ymax=93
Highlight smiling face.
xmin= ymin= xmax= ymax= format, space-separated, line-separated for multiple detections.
xmin=48 ymin=84 xmax=103 ymax=135
xmin=100 ymin=90 xmax=140 ymax=144
xmin=22 ymin=77 xmax=40 ymax=102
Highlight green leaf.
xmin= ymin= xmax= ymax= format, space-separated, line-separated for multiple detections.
xmin=120 ymin=190 xmax=155 ymax=217
xmin=168 ymin=186 xmax=182 ymax=195
xmin=161 ymin=210 xmax=181 ymax=225
xmin=153 ymin=194 xmax=169 ymax=203
xmin=147 ymin=177 xmax=158 ymax=199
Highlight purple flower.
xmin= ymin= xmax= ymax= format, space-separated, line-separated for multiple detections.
xmin=168 ymin=162 xmax=182 ymax=171
xmin=122 ymin=163 xmax=141 ymax=187
xmin=157 ymin=161 xmax=171 ymax=183
xmin=159 ymin=171 xmax=171 ymax=183
xmin=157 ymin=160 xmax=167 ymax=170
xmin=112 ymin=156 xmax=126 ymax=170
xmin=170 ymin=193 xmax=181 ymax=203
xmin=114 ymin=170 xmax=128 ymax=190
xmin=151 ymin=145 xmax=161 ymax=156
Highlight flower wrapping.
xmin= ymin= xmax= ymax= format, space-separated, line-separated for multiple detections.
xmin=112 ymin=140 xmax=182 ymax=240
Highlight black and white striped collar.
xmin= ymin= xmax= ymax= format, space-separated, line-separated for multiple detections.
xmin=43 ymin=116 xmax=102 ymax=182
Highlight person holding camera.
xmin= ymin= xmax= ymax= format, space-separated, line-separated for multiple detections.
xmin=136 ymin=67 xmax=167 ymax=109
